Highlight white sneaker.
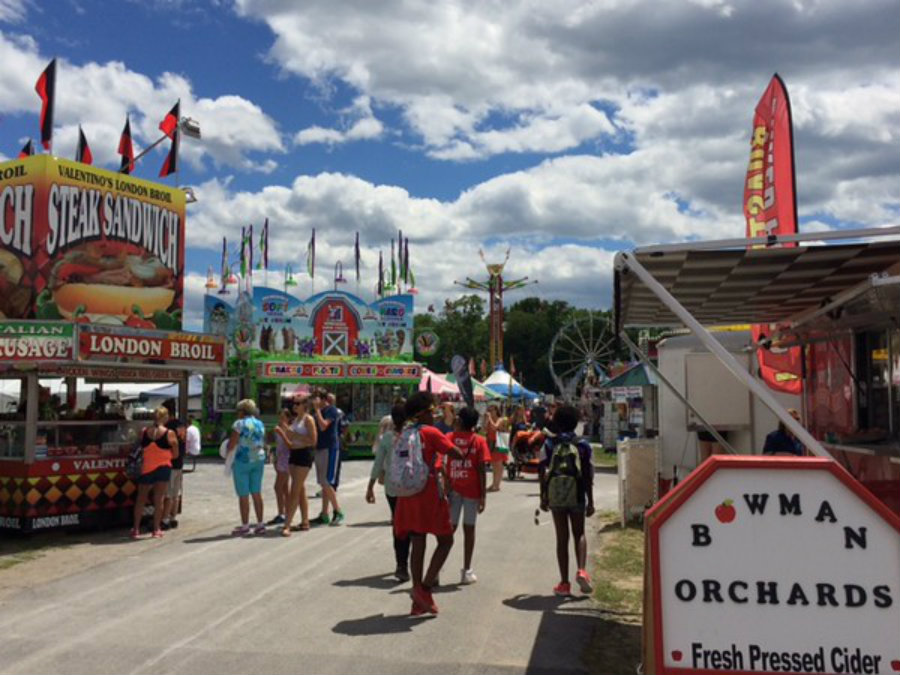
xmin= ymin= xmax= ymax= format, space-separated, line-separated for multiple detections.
xmin=461 ymin=568 xmax=477 ymax=584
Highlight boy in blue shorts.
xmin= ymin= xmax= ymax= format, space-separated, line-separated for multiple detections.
xmin=311 ymin=390 xmax=345 ymax=525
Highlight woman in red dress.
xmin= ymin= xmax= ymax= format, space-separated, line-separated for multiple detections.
xmin=393 ymin=392 xmax=462 ymax=616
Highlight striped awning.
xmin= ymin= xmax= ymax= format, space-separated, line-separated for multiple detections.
xmin=615 ymin=239 xmax=900 ymax=332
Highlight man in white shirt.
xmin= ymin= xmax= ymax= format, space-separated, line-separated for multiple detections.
xmin=185 ymin=416 xmax=202 ymax=457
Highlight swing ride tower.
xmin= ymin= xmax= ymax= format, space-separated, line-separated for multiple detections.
xmin=454 ymin=249 xmax=536 ymax=370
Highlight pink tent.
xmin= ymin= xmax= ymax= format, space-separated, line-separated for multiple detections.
xmin=419 ymin=369 xmax=460 ymax=397
xmin=419 ymin=368 xmax=491 ymax=401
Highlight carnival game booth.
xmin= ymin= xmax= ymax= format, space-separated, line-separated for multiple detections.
xmin=599 ymin=362 xmax=658 ymax=440
xmin=203 ymin=286 xmax=420 ymax=457
xmin=0 ymin=153 xmax=227 ymax=532
xmin=614 ymin=227 xmax=900 ymax=513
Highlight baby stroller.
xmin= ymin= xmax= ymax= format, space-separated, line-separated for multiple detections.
xmin=506 ymin=429 xmax=544 ymax=480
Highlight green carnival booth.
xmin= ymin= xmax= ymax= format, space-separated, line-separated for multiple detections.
xmin=202 ymin=284 xmax=420 ymax=457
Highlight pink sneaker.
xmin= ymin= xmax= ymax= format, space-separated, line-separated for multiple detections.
xmin=576 ymin=569 xmax=593 ymax=594
xmin=231 ymin=524 xmax=250 ymax=537
xmin=553 ymin=581 xmax=572 ymax=597
xmin=151 ymin=530 xmax=164 ymax=539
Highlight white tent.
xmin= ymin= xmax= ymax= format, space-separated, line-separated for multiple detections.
xmin=482 ymin=368 xmax=539 ymax=400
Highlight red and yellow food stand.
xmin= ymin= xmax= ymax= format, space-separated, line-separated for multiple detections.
xmin=0 ymin=155 xmax=225 ymax=532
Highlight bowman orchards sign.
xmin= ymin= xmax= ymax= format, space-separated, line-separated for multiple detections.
xmin=643 ymin=456 xmax=900 ymax=675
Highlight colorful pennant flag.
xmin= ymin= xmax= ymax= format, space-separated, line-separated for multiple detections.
xmin=34 ymin=59 xmax=56 ymax=151
xmin=306 ymin=229 xmax=316 ymax=278
xmin=17 ymin=139 xmax=34 ymax=159
xmin=248 ymin=223 xmax=254 ymax=274
xmin=403 ymin=238 xmax=410 ymax=284
xmin=75 ymin=126 xmax=92 ymax=165
xmin=258 ymin=218 xmax=268 ymax=270
xmin=390 ymin=238 xmax=396 ymax=288
xmin=354 ymin=232 xmax=360 ymax=282
xmin=118 ymin=116 xmax=134 ymax=174
xmin=377 ymin=250 xmax=384 ymax=297
xmin=220 ymin=236 xmax=227 ymax=291
xmin=159 ymin=127 xmax=179 ymax=177
xmin=159 ymin=101 xmax=180 ymax=140
xmin=240 ymin=226 xmax=247 ymax=277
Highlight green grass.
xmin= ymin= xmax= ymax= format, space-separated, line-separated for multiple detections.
xmin=591 ymin=521 xmax=644 ymax=613
xmin=584 ymin=511 xmax=644 ymax=675
xmin=0 ymin=550 xmax=42 ymax=571
xmin=591 ymin=445 xmax=618 ymax=469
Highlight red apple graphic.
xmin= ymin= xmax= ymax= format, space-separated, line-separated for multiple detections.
xmin=715 ymin=499 xmax=736 ymax=523
xmin=671 ymin=651 xmax=683 ymax=662
xmin=890 ymin=659 xmax=900 ymax=671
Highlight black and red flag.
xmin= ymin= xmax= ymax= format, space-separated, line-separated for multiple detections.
xmin=34 ymin=58 xmax=57 ymax=151
xmin=159 ymin=127 xmax=180 ymax=177
xmin=18 ymin=139 xmax=34 ymax=158
xmin=75 ymin=126 xmax=93 ymax=165
xmin=159 ymin=101 xmax=180 ymax=140
xmin=118 ymin=116 xmax=135 ymax=174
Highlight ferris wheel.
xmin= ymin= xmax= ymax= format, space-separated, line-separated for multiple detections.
xmin=548 ymin=311 xmax=616 ymax=400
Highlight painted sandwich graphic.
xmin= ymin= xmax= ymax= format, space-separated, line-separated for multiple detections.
xmin=48 ymin=241 xmax=175 ymax=321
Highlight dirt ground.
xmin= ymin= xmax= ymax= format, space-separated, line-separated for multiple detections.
xmin=0 ymin=458 xmax=243 ymax=600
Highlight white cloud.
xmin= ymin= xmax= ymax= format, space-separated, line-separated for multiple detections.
xmin=234 ymin=0 xmax=898 ymax=223
xmin=0 ymin=0 xmax=27 ymax=23
xmin=182 ymin=272 xmax=209 ymax=331
xmin=294 ymin=95 xmax=384 ymax=146
xmin=0 ymin=31 xmax=284 ymax=172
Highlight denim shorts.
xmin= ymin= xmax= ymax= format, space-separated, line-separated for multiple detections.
xmin=449 ymin=492 xmax=479 ymax=527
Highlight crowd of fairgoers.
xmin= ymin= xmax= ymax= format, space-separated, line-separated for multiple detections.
xmin=131 ymin=390 xmax=595 ymax=616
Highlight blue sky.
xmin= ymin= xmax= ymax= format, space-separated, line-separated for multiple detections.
xmin=0 ymin=0 xmax=897 ymax=328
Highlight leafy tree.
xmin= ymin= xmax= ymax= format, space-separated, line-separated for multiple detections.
xmin=413 ymin=295 xmax=488 ymax=373
xmin=413 ymin=294 xmax=629 ymax=395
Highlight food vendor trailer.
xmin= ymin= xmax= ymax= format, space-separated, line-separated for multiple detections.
xmin=614 ymin=226 xmax=900 ymax=512
xmin=0 ymin=322 xmax=225 ymax=532
xmin=0 ymin=154 xmax=226 ymax=532
xmin=202 ymin=285 xmax=420 ymax=456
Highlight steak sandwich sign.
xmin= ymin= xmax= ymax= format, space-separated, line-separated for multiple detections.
xmin=0 ymin=155 xmax=185 ymax=328
xmin=643 ymin=456 xmax=900 ymax=675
